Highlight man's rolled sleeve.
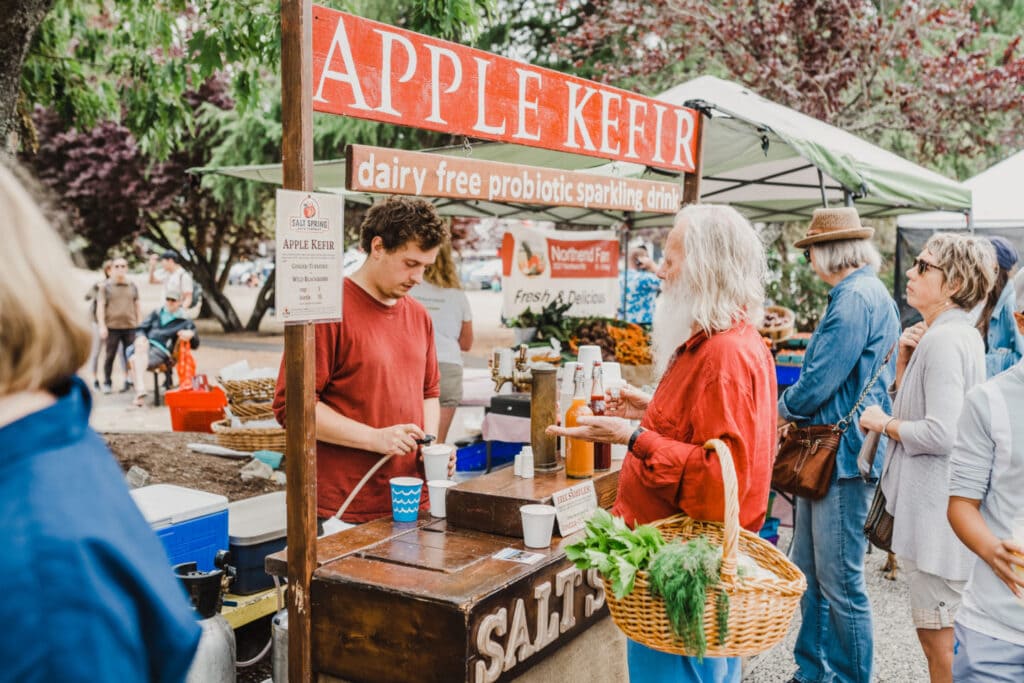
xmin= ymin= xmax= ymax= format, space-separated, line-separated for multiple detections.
xmin=948 ymin=387 xmax=995 ymax=500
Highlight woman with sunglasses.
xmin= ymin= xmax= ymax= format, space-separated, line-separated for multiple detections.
xmin=860 ymin=233 xmax=996 ymax=682
xmin=778 ymin=207 xmax=901 ymax=683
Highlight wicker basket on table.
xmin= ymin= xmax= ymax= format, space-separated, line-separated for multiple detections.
xmin=218 ymin=376 xmax=276 ymax=405
xmin=211 ymin=419 xmax=286 ymax=452
xmin=758 ymin=305 xmax=795 ymax=343
xmin=229 ymin=401 xmax=275 ymax=423
xmin=602 ymin=439 xmax=806 ymax=658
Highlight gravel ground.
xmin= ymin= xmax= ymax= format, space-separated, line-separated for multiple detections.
xmin=743 ymin=527 xmax=929 ymax=682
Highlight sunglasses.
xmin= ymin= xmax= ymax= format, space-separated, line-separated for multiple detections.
xmin=113 ymin=264 xmax=128 ymax=268
xmin=912 ymin=258 xmax=943 ymax=276
xmin=166 ymin=298 xmax=179 ymax=302
xmin=802 ymin=249 xmax=811 ymax=262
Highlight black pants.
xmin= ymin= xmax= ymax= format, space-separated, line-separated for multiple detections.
xmin=103 ymin=329 xmax=136 ymax=386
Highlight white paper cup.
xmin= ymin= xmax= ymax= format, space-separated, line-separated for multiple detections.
xmin=521 ymin=504 xmax=557 ymax=548
xmin=602 ymin=362 xmax=622 ymax=387
xmin=422 ymin=444 xmax=453 ymax=482
xmin=428 ymin=480 xmax=457 ymax=518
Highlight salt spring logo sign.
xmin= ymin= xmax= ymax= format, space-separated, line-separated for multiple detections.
xmin=289 ymin=195 xmax=330 ymax=232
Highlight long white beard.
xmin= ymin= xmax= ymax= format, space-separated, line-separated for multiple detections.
xmin=651 ymin=275 xmax=695 ymax=381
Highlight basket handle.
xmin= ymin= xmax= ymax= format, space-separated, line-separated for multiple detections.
xmin=704 ymin=439 xmax=739 ymax=582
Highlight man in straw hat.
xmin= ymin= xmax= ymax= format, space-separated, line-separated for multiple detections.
xmin=549 ymin=204 xmax=777 ymax=682
xmin=780 ymin=206 xmax=900 ymax=683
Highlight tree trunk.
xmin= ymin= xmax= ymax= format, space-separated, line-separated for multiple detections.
xmin=0 ymin=0 xmax=54 ymax=149
xmin=203 ymin=284 xmax=244 ymax=332
xmin=245 ymin=269 xmax=276 ymax=332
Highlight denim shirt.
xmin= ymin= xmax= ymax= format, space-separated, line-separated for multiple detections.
xmin=778 ymin=266 xmax=901 ymax=479
xmin=985 ymin=282 xmax=1023 ymax=378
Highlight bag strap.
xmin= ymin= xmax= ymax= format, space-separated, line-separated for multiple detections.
xmin=836 ymin=343 xmax=897 ymax=433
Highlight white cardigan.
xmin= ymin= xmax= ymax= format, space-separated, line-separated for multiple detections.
xmin=880 ymin=308 xmax=986 ymax=580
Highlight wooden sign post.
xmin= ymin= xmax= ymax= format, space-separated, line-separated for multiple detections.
xmin=281 ymin=1 xmax=317 ymax=682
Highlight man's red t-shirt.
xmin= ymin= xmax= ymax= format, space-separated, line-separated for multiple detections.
xmin=612 ymin=322 xmax=777 ymax=532
xmin=273 ymin=279 xmax=440 ymax=522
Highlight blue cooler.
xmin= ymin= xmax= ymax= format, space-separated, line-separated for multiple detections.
xmin=228 ymin=491 xmax=287 ymax=595
xmin=131 ymin=484 xmax=229 ymax=572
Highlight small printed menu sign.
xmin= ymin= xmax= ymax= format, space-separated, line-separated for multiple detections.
xmin=275 ymin=189 xmax=344 ymax=323
xmin=551 ymin=480 xmax=598 ymax=536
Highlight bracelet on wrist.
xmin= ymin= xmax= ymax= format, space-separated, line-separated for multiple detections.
xmin=883 ymin=417 xmax=898 ymax=438
xmin=628 ymin=426 xmax=647 ymax=453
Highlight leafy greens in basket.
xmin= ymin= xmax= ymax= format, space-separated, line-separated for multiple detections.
xmin=564 ymin=509 xmax=664 ymax=598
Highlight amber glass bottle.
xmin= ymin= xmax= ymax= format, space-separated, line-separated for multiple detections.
xmin=565 ymin=365 xmax=594 ymax=478
xmin=591 ymin=362 xmax=611 ymax=471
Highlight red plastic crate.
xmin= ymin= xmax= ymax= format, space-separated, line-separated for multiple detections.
xmin=165 ymin=387 xmax=228 ymax=433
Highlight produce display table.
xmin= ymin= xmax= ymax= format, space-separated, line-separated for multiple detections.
xmin=267 ymin=465 xmax=625 ymax=683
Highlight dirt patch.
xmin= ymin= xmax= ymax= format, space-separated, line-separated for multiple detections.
xmin=104 ymin=431 xmax=283 ymax=501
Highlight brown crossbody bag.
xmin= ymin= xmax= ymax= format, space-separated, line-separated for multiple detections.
xmin=773 ymin=345 xmax=894 ymax=500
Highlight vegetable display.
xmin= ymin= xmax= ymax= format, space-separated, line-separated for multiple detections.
xmin=564 ymin=509 xmax=664 ymax=599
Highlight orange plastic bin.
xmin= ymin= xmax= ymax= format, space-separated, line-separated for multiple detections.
xmin=165 ymin=387 xmax=228 ymax=433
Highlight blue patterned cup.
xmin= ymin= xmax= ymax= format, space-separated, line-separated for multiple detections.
xmin=389 ymin=477 xmax=423 ymax=523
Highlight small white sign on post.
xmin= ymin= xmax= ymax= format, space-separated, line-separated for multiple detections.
xmin=551 ymin=480 xmax=598 ymax=537
xmin=275 ymin=189 xmax=344 ymax=323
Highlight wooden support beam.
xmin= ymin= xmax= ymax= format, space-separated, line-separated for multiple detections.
xmin=281 ymin=0 xmax=316 ymax=681
xmin=682 ymin=113 xmax=707 ymax=206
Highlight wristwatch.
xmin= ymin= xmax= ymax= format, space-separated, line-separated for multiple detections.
xmin=628 ymin=426 xmax=647 ymax=453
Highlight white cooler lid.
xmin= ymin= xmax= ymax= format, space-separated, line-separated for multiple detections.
xmin=130 ymin=484 xmax=229 ymax=529
xmin=228 ymin=491 xmax=287 ymax=546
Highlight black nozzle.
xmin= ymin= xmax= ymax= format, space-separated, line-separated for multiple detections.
xmin=173 ymin=561 xmax=225 ymax=619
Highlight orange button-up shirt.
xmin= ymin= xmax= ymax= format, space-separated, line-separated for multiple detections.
xmin=612 ymin=322 xmax=777 ymax=532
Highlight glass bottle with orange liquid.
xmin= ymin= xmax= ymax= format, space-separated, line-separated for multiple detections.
xmin=565 ymin=364 xmax=594 ymax=478
xmin=591 ymin=362 xmax=611 ymax=471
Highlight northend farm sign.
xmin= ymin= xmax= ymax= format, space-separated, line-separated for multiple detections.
xmin=312 ymin=6 xmax=700 ymax=173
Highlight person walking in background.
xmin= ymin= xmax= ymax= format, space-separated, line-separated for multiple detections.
xmin=620 ymin=245 xmax=661 ymax=324
xmin=411 ymin=240 xmax=473 ymax=443
xmin=548 ymin=204 xmax=776 ymax=683
xmin=97 ymin=256 xmax=140 ymax=394
xmin=0 ymin=159 xmax=200 ymax=681
xmin=778 ymin=207 xmax=901 ymax=683
xmin=859 ymin=233 xmax=996 ymax=683
xmin=947 ymin=356 xmax=1024 ymax=681
xmin=85 ymin=259 xmax=113 ymax=389
xmin=149 ymin=249 xmax=194 ymax=309
xmin=976 ymin=236 xmax=1023 ymax=377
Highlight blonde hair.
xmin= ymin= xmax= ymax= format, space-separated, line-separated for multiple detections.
xmin=0 ymin=161 xmax=91 ymax=394
xmin=424 ymin=240 xmax=461 ymax=289
xmin=924 ymin=232 xmax=997 ymax=311
xmin=678 ymin=204 xmax=768 ymax=333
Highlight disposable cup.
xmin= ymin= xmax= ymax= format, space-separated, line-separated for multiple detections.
xmin=427 ymin=480 xmax=458 ymax=518
xmin=422 ymin=444 xmax=453 ymax=482
xmin=521 ymin=504 xmax=557 ymax=548
xmin=389 ymin=477 xmax=423 ymax=523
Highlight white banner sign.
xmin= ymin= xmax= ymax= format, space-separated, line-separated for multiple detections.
xmin=275 ymin=190 xmax=344 ymax=323
xmin=500 ymin=224 xmax=619 ymax=320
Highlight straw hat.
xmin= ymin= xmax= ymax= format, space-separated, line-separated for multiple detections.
xmin=794 ymin=207 xmax=874 ymax=248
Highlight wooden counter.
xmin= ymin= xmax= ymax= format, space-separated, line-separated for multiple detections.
xmin=267 ymin=464 xmax=624 ymax=683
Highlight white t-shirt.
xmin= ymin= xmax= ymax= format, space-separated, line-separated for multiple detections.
xmin=157 ymin=268 xmax=194 ymax=303
xmin=411 ymin=282 xmax=472 ymax=366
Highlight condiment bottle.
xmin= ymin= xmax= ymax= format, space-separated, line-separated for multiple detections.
xmin=565 ymin=365 xmax=594 ymax=478
xmin=591 ymin=361 xmax=611 ymax=471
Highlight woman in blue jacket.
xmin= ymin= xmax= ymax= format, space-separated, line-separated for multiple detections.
xmin=977 ymin=236 xmax=1023 ymax=377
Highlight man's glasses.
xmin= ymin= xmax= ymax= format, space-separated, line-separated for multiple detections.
xmin=912 ymin=258 xmax=942 ymax=276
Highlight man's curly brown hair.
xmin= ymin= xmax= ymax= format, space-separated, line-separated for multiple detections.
xmin=359 ymin=197 xmax=448 ymax=253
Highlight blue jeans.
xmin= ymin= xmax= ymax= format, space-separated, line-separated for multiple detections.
xmin=789 ymin=477 xmax=875 ymax=683
xmin=627 ymin=639 xmax=741 ymax=682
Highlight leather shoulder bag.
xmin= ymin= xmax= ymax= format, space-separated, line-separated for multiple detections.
xmin=773 ymin=345 xmax=894 ymax=500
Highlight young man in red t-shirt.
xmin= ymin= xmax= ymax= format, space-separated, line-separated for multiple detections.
xmin=273 ymin=197 xmax=455 ymax=523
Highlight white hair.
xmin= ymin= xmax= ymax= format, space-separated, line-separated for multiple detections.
xmin=678 ymin=204 xmax=768 ymax=334
xmin=810 ymin=238 xmax=881 ymax=276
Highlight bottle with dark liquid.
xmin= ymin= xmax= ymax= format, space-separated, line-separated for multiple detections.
xmin=565 ymin=364 xmax=594 ymax=478
xmin=590 ymin=361 xmax=611 ymax=471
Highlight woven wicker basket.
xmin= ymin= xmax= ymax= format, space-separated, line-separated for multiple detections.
xmin=758 ymin=305 xmax=795 ymax=342
xmin=211 ymin=419 xmax=286 ymax=452
xmin=602 ymin=439 xmax=806 ymax=658
xmin=229 ymin=401 xmax=275 ymax=422
xmin=218 ymin=377 xmax=276 ymax=405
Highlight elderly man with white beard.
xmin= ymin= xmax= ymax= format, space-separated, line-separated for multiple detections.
xmin=548 ymin=204 xmax=777 ymax=683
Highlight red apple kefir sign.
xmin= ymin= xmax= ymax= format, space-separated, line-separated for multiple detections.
xmin=500 ymin=225 xmax=619 ymax=320
xmin=275 ymin=190 xmax=344 ymax=323
xmin=312 ymin=6 xmax=700 ymax=173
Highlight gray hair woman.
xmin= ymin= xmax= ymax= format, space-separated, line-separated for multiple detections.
xmin=860 ymin=232 xmax=996 ymax=682
xmin=779 ymin=207 xmax=901 ymax=683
